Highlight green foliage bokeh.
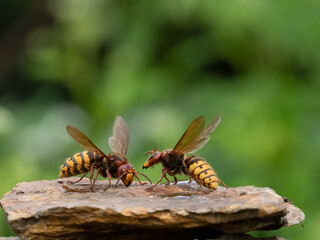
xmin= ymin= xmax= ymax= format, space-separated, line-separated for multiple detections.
xmin=0 ymin=1 xmax=319 ymax=238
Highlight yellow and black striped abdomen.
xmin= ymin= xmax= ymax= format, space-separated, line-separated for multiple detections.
xmin=59 ymin=151 xmax=99 ymax=178
xmin=185 ymin=156 xmax=219 ymax=190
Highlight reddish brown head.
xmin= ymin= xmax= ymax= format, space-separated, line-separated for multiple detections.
xmin=118 ymin=163 xmax=135 ymax=186
xmin=143 ymin=148 xmax=162 ymax=169
xmin=115 ymin=163 xmax=153 ymax=187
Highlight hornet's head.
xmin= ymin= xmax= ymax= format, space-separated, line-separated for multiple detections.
xmin=115 ymin=163 xmax=153 ymax=187
xmin=118 ymin=164 xmax=135 ymax=186
xmin=143 ymin=148 xmax=161 ymax=169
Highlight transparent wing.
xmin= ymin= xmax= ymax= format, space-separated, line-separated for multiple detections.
xmin=66 ymin=125 xmax=107 ymax=157
xmin=170 ymin=116 xmax=205 ymax=155
xmin=179 ymin=115 xmax=221 ymax=154
xmin=108 ymin=116 xmax=129 ymax=156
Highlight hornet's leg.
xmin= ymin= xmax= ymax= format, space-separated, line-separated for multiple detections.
xmin=135 ymin=171 xmax=152 ymax=185
xmin=187 ymin=172 xmax=209 ymax=194
xmin=219 ymin=179 xmax=228 ymax=189
xmin=67 ymin=171 xmax=88 ymax=184
xmin=134 ymin=172 xmax=147 ymax=185
xmin=173 ymin=176 xmax=178 ymax=185
xmin=199 ymin=183 xmax=208 ymax=194
xmin=90 ymin=168 xmax=100 ymax=191
xmin=164 ymin=175 xmax=171 ymax=185
xmin=106 ymin=169 xmax=112 ymax=188
xmin=148 ymin=168 xmax=168 ymax=190
xmin=89 ymin=163 xmax=96 ymax=186
xmin=188 ymin=176 xmax=192 ymax=184
xmin=165 ymin=170 xmax=178 ymax=185
xmin=187 ymin=171 xmax=201 ymax=184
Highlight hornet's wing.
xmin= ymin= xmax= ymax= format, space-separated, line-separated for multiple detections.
xmin=170 ymin=116 xmax=205 ymax=156
xmin=178 ymin=115 xmax=221 ymax=154
xmin=108 ymin=116 xmax=129 ymax=156
xmin=67 ymin=125 xmax=107 ymax=158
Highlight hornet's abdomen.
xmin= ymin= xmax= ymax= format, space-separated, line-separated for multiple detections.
xmin=59 ymin=151 xmax=101 ymax=178
xmin=184 ymin=156 xmax=218 ymax=190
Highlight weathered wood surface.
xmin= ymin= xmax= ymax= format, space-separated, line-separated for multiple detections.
xmin=0 ymin=179 xmax=304 ymax=240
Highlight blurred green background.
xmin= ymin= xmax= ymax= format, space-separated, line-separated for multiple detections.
xmin=0 ymin=0 xmax=319 ymax=239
